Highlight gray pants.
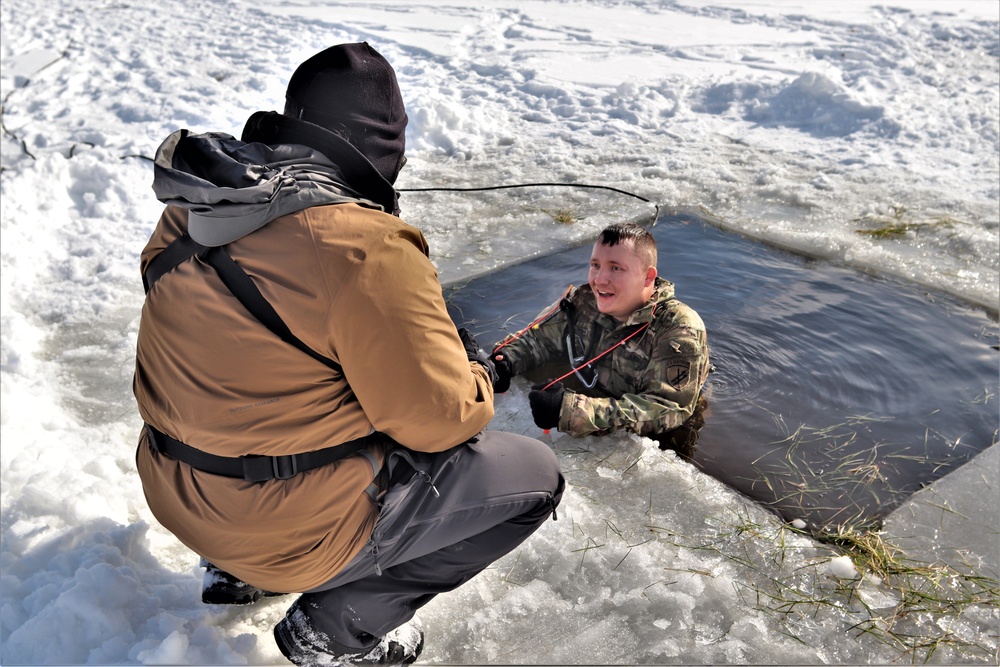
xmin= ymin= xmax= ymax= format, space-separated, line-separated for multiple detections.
xmin=275 ymin=430 xmax=564 ymax=656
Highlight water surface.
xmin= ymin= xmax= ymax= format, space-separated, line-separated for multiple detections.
xmin=446 ymin=212 xmax=999 ymax=531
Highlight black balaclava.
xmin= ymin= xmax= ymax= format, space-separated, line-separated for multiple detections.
xmin=283 ymin=42 xmax=407 ymax=185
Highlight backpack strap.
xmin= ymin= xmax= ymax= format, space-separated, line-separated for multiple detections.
xmin=145 ymin=423 xmax=375 ymax=482
xmin=202 ymin=246 xmax=342 ymax=374
xmin=142 ymin=234 xmax=343 ymax=374
xmin=142 ymin=234 xmax=203 ymax=293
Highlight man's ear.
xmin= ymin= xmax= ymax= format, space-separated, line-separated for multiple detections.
xmin=645 ymin=266 xmax=658 ymax=286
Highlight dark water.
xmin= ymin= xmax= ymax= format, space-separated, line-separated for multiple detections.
xmin=445 ymin=211 xmax=999 ymax=532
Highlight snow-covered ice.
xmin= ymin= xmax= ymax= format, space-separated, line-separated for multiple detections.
xmin=2 ymin=0 xmax=997 ymax=664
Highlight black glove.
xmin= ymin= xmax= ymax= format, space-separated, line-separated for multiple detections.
xmin=491 ymin=352 xmax=514 ymax=393
xmin=458 ymin=327 xmax=498 ymax=384
xmin=528 ymin=381 xmax=564 ymax=430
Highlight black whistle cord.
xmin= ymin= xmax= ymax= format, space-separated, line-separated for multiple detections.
xmin=397 ymin=182 xmax=660 ymax=224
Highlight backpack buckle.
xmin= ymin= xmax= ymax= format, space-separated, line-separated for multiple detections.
xmin=271 ymin=455 xmax=298 ymax=480
xmin=242 ymin=454 xmax=299 ymax=482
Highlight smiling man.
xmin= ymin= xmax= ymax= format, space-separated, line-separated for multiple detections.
xmin=491 ymin=222 xmax=710 ymax=439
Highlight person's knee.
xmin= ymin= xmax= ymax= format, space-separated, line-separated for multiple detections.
xmin=477 ymin=430 xmax=563 ymax=493
xmin=477 ymin=431 xmax=565 ymax=523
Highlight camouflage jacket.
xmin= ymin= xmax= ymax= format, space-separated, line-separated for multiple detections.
xmin=494 ymin=278 xmax=709 ymax=437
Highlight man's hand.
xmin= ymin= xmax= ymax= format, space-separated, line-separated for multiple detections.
xmin=491 ymin=353 xmax=513 ymax=393
xmin=528 ymin=381 xmax=564 ymax=430
xmin=457 ymin=328 xmax=499 ymax=384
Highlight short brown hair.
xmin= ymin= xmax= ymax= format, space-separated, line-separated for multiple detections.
xmin=596 ymin=223 xmax=657 ymax=270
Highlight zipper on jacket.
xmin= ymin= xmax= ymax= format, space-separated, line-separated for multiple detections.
xmin=369 ymin=539 xmax=382 ymax=576
xmin=549 ymin=475 xmax=565 ymax=522
xmin=392 ymin=448 xmax=440 ymax=497
xmin=417 ymin=469 xmax=440 ymax=498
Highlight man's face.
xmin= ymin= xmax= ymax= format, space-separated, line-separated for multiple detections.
xmin=588 ymin=241 xmax=657 ymax=322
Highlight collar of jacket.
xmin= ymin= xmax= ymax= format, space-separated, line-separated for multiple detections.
xmin=630 ymin=277 xmax=676 ymax=325
xmin=242 ymin=111 xmax=399 ymax=217
xmin=152 ymin=125 xmax=385 ymax=246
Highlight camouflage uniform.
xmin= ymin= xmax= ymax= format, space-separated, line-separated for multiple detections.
xmin=495 ymin=278 xmax=709 ymax=437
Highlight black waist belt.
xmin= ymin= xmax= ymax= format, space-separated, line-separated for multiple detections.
xmin=145 ymin=424 xmax=377 ymax=483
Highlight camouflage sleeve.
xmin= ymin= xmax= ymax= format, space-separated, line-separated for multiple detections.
xmin=492 ymin=291 xmax=571 ymax=375
xmin=558 ymin=327 xmax=709 ymax=437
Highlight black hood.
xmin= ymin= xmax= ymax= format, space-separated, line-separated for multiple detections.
xmin=282 ymin=42 xmax=407 ymax=186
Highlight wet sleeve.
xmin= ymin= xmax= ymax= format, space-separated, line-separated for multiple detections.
xmin=330 ymin=226 xmax=494 ymax=452
xmin=493 ymin=296 xmax=568 ymax=375
xmin=558 ymin=329 xmax=708 ymax=437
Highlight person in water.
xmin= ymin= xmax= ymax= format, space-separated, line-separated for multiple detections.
xmin=133 ymin=42 xmax=563 ymax=666
xmin=491 ymin=222 xmax=710 ymax=441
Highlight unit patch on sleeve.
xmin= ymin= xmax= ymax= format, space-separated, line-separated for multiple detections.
xmin=666 ymin=362 xmax=691 ymax=390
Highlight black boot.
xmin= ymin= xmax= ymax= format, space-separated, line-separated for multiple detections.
xmin=201 ymin=560 xmax=282 ymax=605
xmin=274 ymin=613 xmax=424 ymax=666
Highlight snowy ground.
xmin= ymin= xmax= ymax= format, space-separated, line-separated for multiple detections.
xmin=1 ymin=0 xmax=997 ymax=664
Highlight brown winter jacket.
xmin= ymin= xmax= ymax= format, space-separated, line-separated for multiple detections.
xmin=134 ymin=202 xmax=495 ymax=593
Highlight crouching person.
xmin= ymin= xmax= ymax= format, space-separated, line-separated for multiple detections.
xmin=132 ymin=43 xmax=563 ymax=665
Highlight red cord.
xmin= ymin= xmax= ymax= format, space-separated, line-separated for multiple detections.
xmin=540 ymin=321 xmax=651 ymax=391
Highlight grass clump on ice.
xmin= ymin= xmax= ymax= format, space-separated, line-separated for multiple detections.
xmin=852 ymin=204 xmax=963 ymax=239
xmin=725 ymin=513 xmax=1000 ymax=664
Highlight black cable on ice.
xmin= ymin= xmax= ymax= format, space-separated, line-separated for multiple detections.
xmin=397 ymin=182 xmax=661 ymax=224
